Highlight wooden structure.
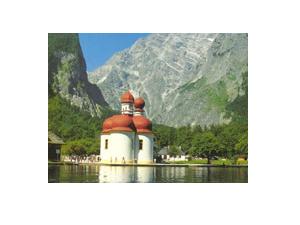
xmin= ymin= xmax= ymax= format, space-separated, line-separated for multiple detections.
xmin=48 ymin=131 xmax=64 ymax=161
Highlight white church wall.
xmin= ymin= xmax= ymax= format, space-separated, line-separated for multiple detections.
xmin=110 ymin=131 xmax=135 ymax=163
xmin=100 ymin=134 xmax=110 ymax=163
xmin=137 ymin=133 xmax=153 ymax=164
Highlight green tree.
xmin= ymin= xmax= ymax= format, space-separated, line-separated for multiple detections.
xmin=169 ymin=145 xmax=181 ymax=157
xmin=152 ymin=124 xmax=176 ymax=148
xmin=218 ymin=122 xmax=246 ymax=158
xmin=235 ymin=132 xmax=248 ymax=156
xmin=190 ymin=131 xmax=221 ymax=164
xmin=175 ymin=126 xmax=192 ymax=154
xmin=62 ymin=140 xmax=87 ymax=156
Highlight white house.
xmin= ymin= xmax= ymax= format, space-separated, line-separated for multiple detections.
xmin=157 ymin=146 xmax=188 ymax=162
xmin=100 ymin=91 xmax=154 ymax=164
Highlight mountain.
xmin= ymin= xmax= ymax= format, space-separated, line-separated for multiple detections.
xmin=88 ymin=33 xmax=248 ymax=127
xmin=48 ymin=33 xmax=110 ymax=118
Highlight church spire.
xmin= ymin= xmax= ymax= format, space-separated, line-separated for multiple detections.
xmin=134 ymin=97 xmax=145 ymax=116
xmin=120 ymin=90 xmax=134 ymax=115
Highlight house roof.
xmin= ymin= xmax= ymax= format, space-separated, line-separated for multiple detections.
xmin=157 ymin=146 xmax=185 ymax=156
xmin=158 ymin=147 xmax=168 ymax=155
xmin=48 ymin=131 xmax=64 ymax=144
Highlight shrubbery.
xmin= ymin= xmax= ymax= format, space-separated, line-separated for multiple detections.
xmin=153 ymin=121 xmax=248 ymax=160
xmin=61 ymin=138 xmax=99 ymax=156
xmin=49 ymin=96 xmax=109 ymax=156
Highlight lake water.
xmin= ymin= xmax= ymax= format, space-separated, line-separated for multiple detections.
xmin=48 ymin=164 xmax=248 ymax=183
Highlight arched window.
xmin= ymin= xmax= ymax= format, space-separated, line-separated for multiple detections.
xmin=105 ymin=139 xmax=108 ymax=149
xmin=139 ymin=140 xmax=143 ymax=150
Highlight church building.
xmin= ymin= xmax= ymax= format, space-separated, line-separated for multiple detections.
xmin=100 ymin=91 xmax=154 ymax=164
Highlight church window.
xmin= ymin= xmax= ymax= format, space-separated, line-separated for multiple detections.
xmin=105 ymin=139 xmax=108 ymax=149
xmin=139 ymin=140 xmax=143 ymax=150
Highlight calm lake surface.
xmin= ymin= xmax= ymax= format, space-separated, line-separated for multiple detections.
xmin=48 ymin=164 xmax=248 ymax=183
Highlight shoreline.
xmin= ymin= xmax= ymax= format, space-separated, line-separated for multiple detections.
xmin=48 ymin=161 xmax=247 ymax=167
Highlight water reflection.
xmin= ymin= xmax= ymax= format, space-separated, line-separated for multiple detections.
xmin=99 ymin=166 xmax=154 ymax=183
xmin=48 ymin=164 xmax=99 ymax=183
xmin=49 ymin=165 xmax=248 ymax=183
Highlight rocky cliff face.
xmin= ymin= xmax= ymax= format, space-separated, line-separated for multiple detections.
xmin=48 ymin=33 xmax=109 ymax=117
xmin=88 ymin=33 xmax=248 ymax=127
xmin=162 ymin=33 xmax=248 ymax=126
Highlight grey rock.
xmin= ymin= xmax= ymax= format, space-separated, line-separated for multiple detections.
xmin=49 ymin=33 xmax=109 ymax=117
xmin=89 ymin=33 xmax=248 ymax=126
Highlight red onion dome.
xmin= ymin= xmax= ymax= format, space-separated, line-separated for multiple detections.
xmin=134 ymin=97 xmax=145 ymax=109
xmin=120 ymin=91 xmax=134 ymax=103
xmin=111 ymin=114 xmax=136 ymax=132
xmin=132 ymin=116 xmax=152 ymax=133
xmin=102 ymin=116 xmax=114 ymax=133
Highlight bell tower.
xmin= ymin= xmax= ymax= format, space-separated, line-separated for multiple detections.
xmin=120 ymin=91 xmax=134 ymax=115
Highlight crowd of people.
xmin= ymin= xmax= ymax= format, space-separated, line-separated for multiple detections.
xmin=62 ymin=154 xmax=101 ymax=163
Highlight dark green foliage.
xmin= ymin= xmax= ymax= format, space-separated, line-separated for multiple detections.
xmin=235 ymin=132 xmax=248 ymax=155
xmin=174 ymin=126 xmax=193 ymax=154
xmin=48 ymin=33 xmax=86 ymax=96
xmin=49 ymin=95 xmax=100 ymax=140
xmin=189 ymin=131 xmax=222 ymax=163
xmin=169 ymin=145 xmax=181 ymax=157
xmin=61 ymin=138 xmax=100 ymax=156
xmin=48 ymin=95 xmax=115 ymax=155
xmin=217 ymin=121 xmax=247 ymax=157
xmin=153 ymin=121 xmax=248 ymax=161
xmin=226 ymin=71 xmax=248 ymax=122
xmin=48 ymin=33 xmax=80 ymax=55
xmin=152 ymin=124 xmax=176 ymax=150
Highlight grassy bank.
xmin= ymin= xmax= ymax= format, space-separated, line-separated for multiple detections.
xmin=172 ymin=159 xmax=248 ymax=165
xmin=48 ymin=161 xmax=75 ymax=165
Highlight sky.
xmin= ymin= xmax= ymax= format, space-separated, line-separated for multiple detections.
xmin=79 ymin=33 xmax=149 ymax=72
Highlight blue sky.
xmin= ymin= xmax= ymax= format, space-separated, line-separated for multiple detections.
xmin=79 ymin=33 xmax=149 ymax=72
